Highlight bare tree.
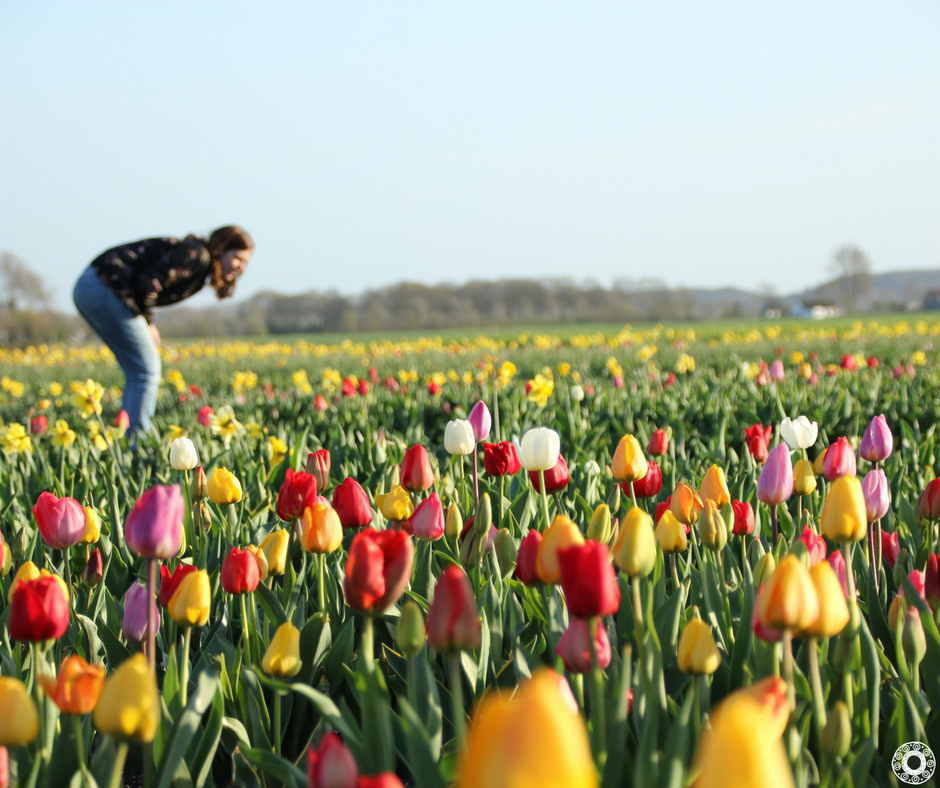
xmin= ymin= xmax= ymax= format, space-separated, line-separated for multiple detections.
xmin=829 ymin=244 xmax=872 ymax=313
xmin=0 ymin=252 xmax=50 ymax=312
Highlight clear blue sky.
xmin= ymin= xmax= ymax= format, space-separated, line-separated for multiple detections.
xmin=2 ymin=2 xmax=938 ymax=312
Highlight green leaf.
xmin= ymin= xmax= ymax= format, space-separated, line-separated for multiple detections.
xmin=241 ymin=748 xmax=307 ymax=788
xmin=256 ymin=579 xmax=288 ymax=626
xmin=155 ymin=670 xmax=219 ymax=788
xmin=188 ymin=683 xmax=224 ymax=788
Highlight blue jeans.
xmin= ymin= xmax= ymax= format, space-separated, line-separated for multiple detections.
xmin=73 ymin=266 xmax=161 ymax=435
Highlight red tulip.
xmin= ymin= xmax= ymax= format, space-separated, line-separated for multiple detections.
xmin=30 ymin=415 xmax=48 ymax=435
xmin=483 ymin=441 xmax=521 ymax=476
xmin=628 ymin=461 xmax=662 ymax=498
xmin=746 ymin=424 xmax=772 ymax=447
xmin=401 ymin=445 xmax=435 ymax=492
xmin=731 ymin=500 xmax=754 ymax=536
xmin=867 ymin=356 xmax=879 ymax=368
xmin=796 ymin=526 xmax=826 ymax=566
xmin=822 ymin=437 xmax=856 ymax=481
xmin=197 ymin=405 xmax=213 ymax=426
xmin=159 ymin=564 xmax=198 ymax=608
xmin=332 ymin=478 xmax=373 ymax=529
xmin=9 ymin=576 xmax=70 ymax=642
xmin=427 ymin=565 xmax=480 ymax=651
xmin=82 ymin=549 xmax=104 ymax=587
xmin=307 ymin=733 xmax=358 ymax=788
xmin=314 ymin=395 xmax=329 ymax=411
xmin=514 ymin=531 xmax=543 ymax=586
xmin=306 ymin=449 xmax=331 ymax=491
xmin=357 ymin=380 xmax=369 ymax=396
xmin=647 ymin=429 xmax=669 ymax=456
xmin=655 ymin=496 xmax=673 ymax=525
xmin=921 ymin=479 xmax=940 ymax=519
xmin=557 ymin=540 xmax=620 ymax=618
xmin=528 ymin=454 xmax=569 ymax=493
xmin=555 ymin=617 xmax=611 ymax=674
xmin=343 ymin=528 xmax=414 ymax=614
xmin=33 ymin=491 xmax=86 ymax=550
xmin=222 ymin=547 xmax=261 ymax=594
xmin=881 ymin=529 xmax=900 ymax=568
xmin=114 ymin=409 xmax=130 ymax=430
xmin=841 ymin=354 xmax=857 ymax=371
xmin=342 ymin=378 xmax=356 ymax=397
xmin=277 ymin=468 xmax=319 ymax=521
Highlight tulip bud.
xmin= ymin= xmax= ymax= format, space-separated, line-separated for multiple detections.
xmin=208 ymin=467 xmax=243 ymax=505
xmin=475 ymin=493 xmax=493 ymax=539
xmin=12 ymin=528 xmax=28 ymax=561
xmin=586 ymin=504 xmax=612 ymax=543
xmin=536 ymin=515 xmax=585 ymax=584
xmin=306 ymin=448 xmax=331 ymax=492
xmin=678 ymin=614 xmax=721 ymax=675
xmin=495 ymin=529 xmax=517 ymax=577
xmin=190 ymin=466 xmax=208 ymax=500
xmin=169 ymin=436 xmax=199 ymax=471
xmin=731 ymin=500 xmax=755 ymax=537
xmin=647 ymin=428 xmax=669 ymax=456
xmin=0 ymin=538 xmax=10 ymax=577
xmin=81 ymin=506 xmax=100 ymax=544
xmin=82 ymin=549 xmax=103 ymax=587
xmin=427 ymin=565 xmax=481 ymax=652
xmin=920 ymin=479 xmax=940 ymax=520
xmin=397 ymin=600 xmax=427 ymax=658
xmin=902 ymin=610 xmax=927 ymax=669
xmin=197 ymin=500 xmax=212 ymax=530
xmin=445 ymin=503 xmax=463 ymax=540
xmin=699 ymin=500 xmax=728 ymax=552
xmin=0 ymin=678 xmax=39 ymax=748
xmin=93 ymin=654 xmax=160 ymax=742
xmin=606 ymin=483 xmax=621 ymax=514
xmin=699 ymin=465 xmax=731 ymax=507
xmin=820 ymin=476 xmax=867 ymax=543
xmin=611 ymin=435 xmax=648 ymax=483
xmin=820 ymin=701 xmax=851 ymax=759
xmin=844 ymin=596 xmax=861 ymax=638
xmin=262 ymin=622 xmax=302 ymax=677
xmin=612 ymin=506 xmax=656 ymax=578
xmin=468 ymin=401 xmax=492 ymax=443
xmin=793 ymin=459 xmax=817 ymax=496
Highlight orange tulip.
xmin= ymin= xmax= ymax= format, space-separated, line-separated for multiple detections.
xmin=670 ymin=483 xmax=703 ymax=525
xmin=536 ymin=515 xmax=585 ymax=584
xmin=699 ymin=465 xmax=730 ymax=507
xmin=758 ymin=555 xmax=819 ymax=632
xmin=38 ymin=655 xmax=106 ymax=715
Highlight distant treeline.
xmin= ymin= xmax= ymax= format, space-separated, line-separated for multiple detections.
xmin=154 ymin=278 xmax=755 ymax=338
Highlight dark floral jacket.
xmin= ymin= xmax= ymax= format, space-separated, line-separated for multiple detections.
xmin=90 ymin=236 xmax=212 ymax=324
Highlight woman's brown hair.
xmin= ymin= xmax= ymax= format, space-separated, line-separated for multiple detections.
xmin=204 ymin=225 xmax=254 ymax=299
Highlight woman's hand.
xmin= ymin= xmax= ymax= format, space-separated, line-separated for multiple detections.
xmin=149 ymin=323 xmax=162 ymax=345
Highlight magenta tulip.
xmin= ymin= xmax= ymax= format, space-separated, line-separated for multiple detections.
xmin=123 ymin=582 xmax=161 ymax=642
xmin=756 ymin=444 xmax=793 ymax=506
xmin=468 ymin=401 xmax=492 ymax=443
xmin=405 ymin=493 xmax=444 ymax=541
xmin=862 ymin=469 xmax=890 ymax=522
xmin=124 ymin=484 xmax=184 ymax=559
xmin=32 ymin=492 xmax=86 ymax=550
xmin=860 ymin=414 xmax=893 ymax=462
xmin=555 ymin=617 xmax=611 ymax=674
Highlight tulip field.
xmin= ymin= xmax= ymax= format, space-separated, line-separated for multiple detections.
xmin=4 ymin=318 xmax=940 ymax=787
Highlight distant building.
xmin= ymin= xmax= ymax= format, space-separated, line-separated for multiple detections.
xmin=790 ymin=299 xmax=842 ymax=320
xmin=924 ymin=290 xmax=940 ymax=310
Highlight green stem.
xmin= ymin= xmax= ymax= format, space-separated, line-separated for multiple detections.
xmin=782 ymin=630 xmax=796 ymax=713
xmin=73 ymin=714 xmax=86 ymax=777
xmin=842 ymin=542 xmax=857 ymax=598
xmin=499 ymin=476 xmax=506 ymax=530
xmin=274 ymin=691 xmax=282 ymax=756
xmin=31 ymin=643 xmax=46 ymax=761
xmin=362 ymin=616 xmax=375 ymax=674
xmin=538 ymin=470 xmax=551 ymax=531
xmin=693 ymin=676 xmax=702 ymax=739
xmin=448 ymin=653 xmax=467 ymax=754
xmin=147 ymin=559 xmax=157 ymax=672
xmin=808 ymin=638 xmax=827 ymax=745
xmin=64 ymin=547 xmax=72 ymax=605
xmin=628 ymin=480 xmax=637 ymax=508
xmin=283 ymin=519 xmax=296 ymax=606
xmin=109 ymin=742 xmax=129 ymax=788
xmin=671 ymin=553 xmax=681 ymax=592
xmin=587 ymin=617 xmax=607 ymax=771
xmin=318 ymin=552 xmax=327 ymax=615
xmin=180 ymin=627 xmax=192 ymax=707
xmin=239 ymin=594 xmax=252 ymax=661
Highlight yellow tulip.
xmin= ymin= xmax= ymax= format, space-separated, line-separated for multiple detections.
xmin=758 ymin=555 xmax=819 ymax=632
xmin=245 ymin=544 xmax=269 ymax=582
xmin=586 ymin=503 xmax=611 ymax=543
xmin=536 ymin=515 xmax=585 ymax=584
xmin=301 ymin=503 xmax=343 ymax=554
xmin=698 ymin=500 xmax=727 ymax=552
xmin=793 ymin=459 xmax=817 ymax=496
xmin=262 ymin=622 xmax=302 ymax=678
xmin=611 ymin=435 xmax=648 ymax=484
xmin=93 ymin=654 xmax=160 ymax=742
xmin=753 ymin=553 xmax=776 ymax=586
xmin=81 ymin=506 xmax=100 ymax=544
xmin=0 ymin=535 xmax=10 ymax=577
xmin=268 ymin=436 xmax=288 ymax=465
xmin=458 ymin=669 xmax=597 ymax=788
xmin=612 ymin=506 xmax=656 ymax=578
xmin=699 ymin=465 xmax=730 ymax=507
xmin=168 ymin=569 xmax=211 ymax=627
xmin=813 ymin=448 xmax=828 ymax=475
xmin=692 ymin=677 xmax=795 ymax=788
xmin=261 ymin=529 xmax=289 ymax=576
xmin=820 ymin=476 xmax=867 ymax=543
xmin=678 ymin=617 xmax=721 ymax=675
xmin=12 ymin=560 xmax=40 ymax=591
xmin=0 ymin=677 xmax=39 ymax=748
xmin=655 ymin=510 xmax=688 ymax=554
xmin=798 ymin=561 xmax=849 ymax=639
xmin=671 ymin=482 xmax=703 ymax=525
xmin=207 ymin=467 xmax=243 ymax=505
xmin=374 ymin=485 xmax=415 ymax=522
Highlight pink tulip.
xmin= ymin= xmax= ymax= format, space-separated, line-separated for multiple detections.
xmin=307 ymin=733 xmax=358 ymax=788
xmin=555 ymin=617 xmax=611 ymax=674
xmin=769 ymin=360 xmax=785 ymax=381
xmin=756 ymin=444 xmax=793 ymax=505
xmin=468 ymin=401 xmax=492 ymax=443
xmin=197 ymin=405 xmax=213 ymax=426
xmin=823 ymin=437 xmax=856 ymax=481
xmin=32 ymin=492 xmax=86 ymax=550
xmin=797 ymin=526 xmax=826 ymax=566
xmin=859 ymin=414 xmax=893 ymax=462
xmin=861 ymin=469 xmax=890 ymax=522
xmin=124 ymin=485 xmax=184 ymax=559
xmin=826 ymin=550 xmax=853 ymax=599
xmin=405 ymin=493 xmax=445 ymax=541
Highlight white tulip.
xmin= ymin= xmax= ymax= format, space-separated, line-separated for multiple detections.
xmin=169 ymin=436 xmax=199 ymax=470
xmin=584 ymin=459 xmax=601 ymax=476
xmin=571 ymin=385 xmax=584 ymax=403
xmin=780 ymin=416 xmax=818 ymax=450
xmin=519 ymin=427 xmax=561 ymax=471
xmin=444 ymin=419 xmax=475 ymax=456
